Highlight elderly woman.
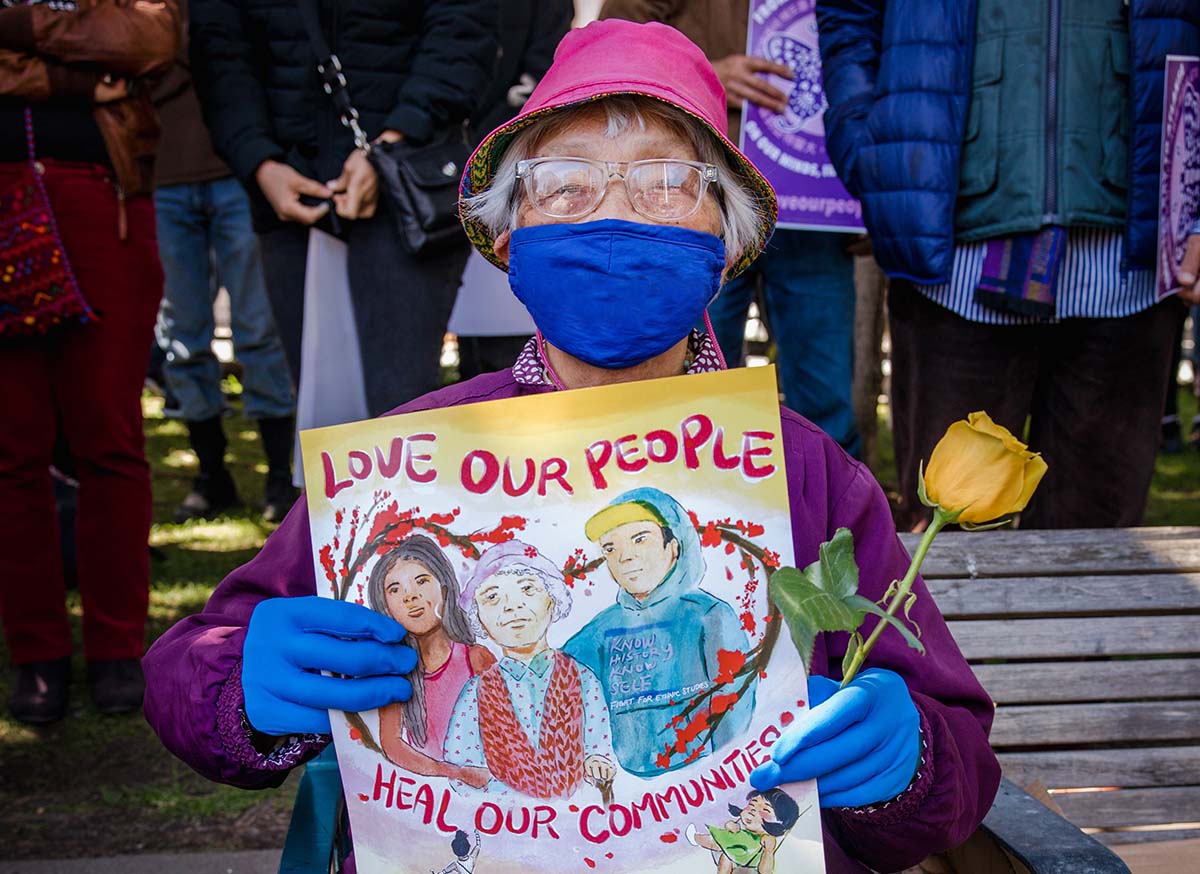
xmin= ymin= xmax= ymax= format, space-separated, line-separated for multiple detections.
xmin=442 ymin=541 xmax=614 ymax=799
xmin=144 ymin=20 xmax=1000 ymax=873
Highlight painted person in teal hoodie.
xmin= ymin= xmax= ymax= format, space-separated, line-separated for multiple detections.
xmin=562 ymin=487 xmax=755 ymax=776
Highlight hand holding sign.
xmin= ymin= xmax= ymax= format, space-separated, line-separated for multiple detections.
xmin=712 ymin=53 xmax=794 ymax=113
xmin=1177 ymin=226 xmax=1200 ymax=304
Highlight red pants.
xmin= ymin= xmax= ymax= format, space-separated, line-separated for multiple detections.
xmin=0 ymin=162 xmax=162 ymax=664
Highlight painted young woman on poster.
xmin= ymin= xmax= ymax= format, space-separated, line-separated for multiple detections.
xmin=366 ymin=535 xmax=496 ymax=787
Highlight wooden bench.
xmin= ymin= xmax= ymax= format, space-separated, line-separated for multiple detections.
xmin=903 ymin=525 xmax=1200 ymax=870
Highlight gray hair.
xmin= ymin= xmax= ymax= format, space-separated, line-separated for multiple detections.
xmin=366 ymin=534 xmax=474 ymax=750
xmin=463 ymin=562 xmax=572 ymax=642
xmin=461 ymin=95 xmax=764 ymax=269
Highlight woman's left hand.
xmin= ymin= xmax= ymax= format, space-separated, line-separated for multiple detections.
xmin=584 ymin=753 xmax=616 ymax=786
xmin=327 ymin=149 xmax=379 ymax=220
xmin=750 ymin=668 xmax=921 ymax=808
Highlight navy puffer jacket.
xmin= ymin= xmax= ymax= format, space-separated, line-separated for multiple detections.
xmin=816 ymin=0 xmax=1200 ymax=283
xmin=190 ymin=0 xmax=496 ymax=205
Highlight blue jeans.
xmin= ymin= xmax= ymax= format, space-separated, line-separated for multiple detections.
xmin=154 ymin=178 xmax=295 ymax=421
xmin=707 ymin=229 xmax=860 ymax=457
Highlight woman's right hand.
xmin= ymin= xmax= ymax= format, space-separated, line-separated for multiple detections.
xmin=241 ymin=596 xmax=417 ymax=737
xmin=453 ymin=765 xmax=493 ymax=789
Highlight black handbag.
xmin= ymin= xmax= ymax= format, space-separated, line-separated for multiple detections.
xmin=296 ymin=0 xmax=468 ymax=256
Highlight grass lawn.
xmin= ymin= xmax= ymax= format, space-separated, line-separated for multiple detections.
xmin=0 ymin=375 xmax=1197 ymax=859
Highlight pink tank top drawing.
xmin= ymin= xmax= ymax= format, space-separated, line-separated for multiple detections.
xmin=417 ymin=640 xmax=476 ymax=759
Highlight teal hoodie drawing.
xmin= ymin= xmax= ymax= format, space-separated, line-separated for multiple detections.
xmin=562 ymin=487 xmax=755 ymax=777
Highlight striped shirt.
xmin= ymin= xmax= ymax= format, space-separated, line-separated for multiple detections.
xmin=917 ymin=227 xmax=1159 ymax=324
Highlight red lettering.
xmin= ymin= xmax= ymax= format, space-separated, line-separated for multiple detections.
xmin=502 ymin=457 xmax=536 ymax=497
xmin=374 ymin=436 xmax=405 ymax=478
xmin=506 ymin=806 xmax=530 ymax=835
xmin=700 ymin=768 xmax=731 ymax=802
xmin=347 ymin=449 xmax=372 ymax=479
xmin=629 ymin=791 xmax=665 ymax=829
xmin=614 ymin=434 xmax=648 ymax=473
xmin=395 ymin=775 xmax=416 ymax=810
xmin=322 ymin=451 xmax=353 ymax=500
xmin=538 ymin=457 xmax=573 ymax=496
xmin=742 ymin=431 xmax=776 ymax=479
xmin=414 ymin=782 xmax=435 ymax=823
xmin=579 ymin=805 xmax=610 ymax=844
xmin=405 ymin=433 xmax=437 ymax=484
xmin=744 ymin=740 xmax=766 ymax=769
xmin=435 ymin=787 xmax=457 ymax=833
xmin=644 ymin=429 xmax=678 ymax=464
xmin=372 ymin=763 xmax=396 ymax=807
xmin=476 ymin=802 xmax=504 ymax=835
xmin=533 ymin=805 xmax=561 ymax=840
xmin=585 ymin=440 xmax=613 ymax=489
xmin=681 ymin=414 xmax=714 ymax=470
xmin=461 ymin=450 xmax=500 ymax=495
xmin=759 ymin=725 xmax=782 ymax=748
xmin=712 ymin=428 xmax=741 ymax=470
xmin=654 ymin=784 xmax=688 ymax=816
xmin=608 ymin=803 xmax=634 ymax=838
xmin=722 ymin=749 xmax=746 ymax=783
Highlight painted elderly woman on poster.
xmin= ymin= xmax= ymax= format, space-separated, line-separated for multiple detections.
xmin=443 ymin=540 xmax=616 ymax=799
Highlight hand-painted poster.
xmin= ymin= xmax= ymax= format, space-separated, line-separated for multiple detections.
xmin=742 ymin=0 xmax=863 ymax=233
xmin=300 ymin=367 xmax=825 ymax=873
xmin=1157 ymin=55 xmax=1200 ymax=300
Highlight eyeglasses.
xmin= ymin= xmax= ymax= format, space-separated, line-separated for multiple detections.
xmin=514 ymin=157 xmax=719 ymax=221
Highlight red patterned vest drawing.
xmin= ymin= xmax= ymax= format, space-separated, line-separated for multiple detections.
xmin=476 ymin=650 xmax=584 ymax=798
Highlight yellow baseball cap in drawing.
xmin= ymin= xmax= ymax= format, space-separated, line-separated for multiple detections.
xmin=585 ymin=501 xmax=669 ymax=542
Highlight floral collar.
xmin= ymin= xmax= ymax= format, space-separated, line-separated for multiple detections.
xmin=510 ymin=330 xmax=725 ymax=387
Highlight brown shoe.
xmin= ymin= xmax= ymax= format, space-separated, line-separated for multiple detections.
xmin=9 ymin=657 xmax=71 ymax=725
xmin=88 ymin=659 xmax=145 ymax=714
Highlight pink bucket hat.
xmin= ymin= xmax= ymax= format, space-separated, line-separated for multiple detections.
xmin=458 ymin=19 xmax=778 ymax=279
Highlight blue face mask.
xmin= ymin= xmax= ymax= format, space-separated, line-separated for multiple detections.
xmin=507 ymin=219 xmax=726 ymax=370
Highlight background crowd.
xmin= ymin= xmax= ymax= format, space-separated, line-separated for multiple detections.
xmin=0 ymin=0 xmax=1197 ymax=856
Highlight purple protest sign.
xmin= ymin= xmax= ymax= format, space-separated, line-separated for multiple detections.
xmin=742 ymin=0 xmax=863 ymax=233
xmin=1157 ymin=55 xmax=1200 ymax=300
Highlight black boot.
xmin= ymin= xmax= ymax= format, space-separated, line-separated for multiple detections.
xmin=9 ymin=657 xmax=71 ymax=725
xmin=259 ymin=415 xmax=299 ymax=523
xmin=88 ymin=659 xmax=144 ymax=715
xmin=174 ymin=416 xmax=242 ymax=523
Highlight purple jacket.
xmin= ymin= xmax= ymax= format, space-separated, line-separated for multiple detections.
xmin=144 ymin=367 xmax=1000 ymax=873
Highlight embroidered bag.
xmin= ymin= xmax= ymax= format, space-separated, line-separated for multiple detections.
xmin=0 ymin=108 xmax=93 ymax=339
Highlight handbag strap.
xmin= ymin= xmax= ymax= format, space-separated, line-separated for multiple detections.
xmin=24 ymin=106 xmax=37 ymax=164
xmin=295 ymin=0 xmax=372 ymax=152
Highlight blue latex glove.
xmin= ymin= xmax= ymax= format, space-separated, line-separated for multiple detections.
xmin=750 ymin=668 xmax=921 ymax=808
xmin=242 ymin=595 xmax=417 ymax=736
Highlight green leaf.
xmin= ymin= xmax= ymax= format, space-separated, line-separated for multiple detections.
xmin=959 ymin=517 xmax=1013 ymax=532
xmin=841 ymin=631 xmax=863 ymax=680
xmin=770 ymin=529 xmax=865 ymax=670
xmin=846 ymin=595 xmax=926 ymax=655
xmin=813 ymin=527 xmax=859 ymax=599
xmin=916 ymin=460 xmax=936 ymax=508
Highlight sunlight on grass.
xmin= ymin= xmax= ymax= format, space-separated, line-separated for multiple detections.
xmin=162 ymin=448 xmax=198 ymax=469
xmin=151 ymin=518 xmax=271 ymax=551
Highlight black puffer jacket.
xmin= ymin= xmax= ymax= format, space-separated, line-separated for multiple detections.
xmin=190 ymin=0 xmax=497 ymax=217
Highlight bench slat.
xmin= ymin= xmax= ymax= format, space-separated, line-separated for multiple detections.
xmin=945 ymin=616 xmax=1199 ymax=660
xmin=1054 ymin=787 xmax=1200 ymax=828
xmin=900 ymin=527 xmax=1200 ymax=578
xmin=974 ymin=659 xmax=1200 ymax=704
xmin=998 ymin=747 xmax=1200 ymax=788
xmin=990 ymin=701 xmax=1200 ymax=747
xmin=1094 ymin=828 xmax=1200 ymax=846
xmin=927 ymin=574 xmax=1200 ymax=618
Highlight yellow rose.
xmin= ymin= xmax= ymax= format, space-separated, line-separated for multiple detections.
xmin=923 ymin=411 xmax=1048 ymax=524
